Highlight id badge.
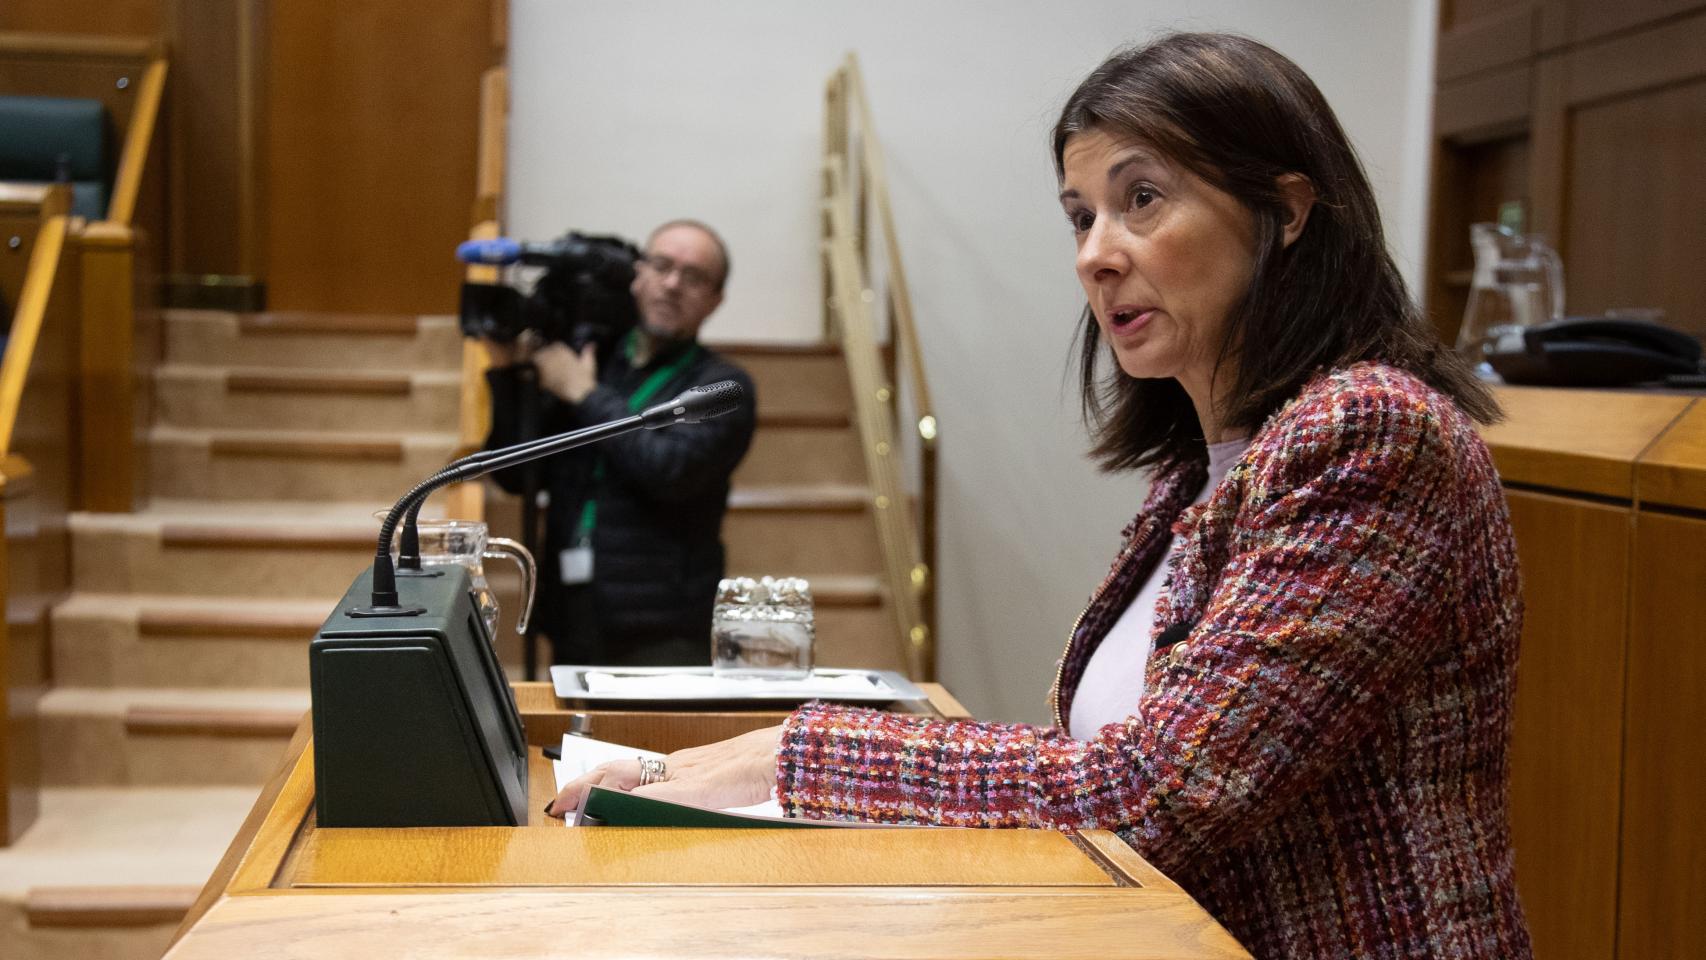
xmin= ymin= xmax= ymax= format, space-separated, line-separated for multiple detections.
xmin=559 ymin=544 xmax=594 ymax=584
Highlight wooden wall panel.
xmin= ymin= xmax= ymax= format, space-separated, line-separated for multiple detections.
xmin=1435 ymin=62 xmax=1532 ymax=140
xmin=0 ymin=204 xmax=78 ymax=844
xmin=1503 ymin=489 xmax=1628 ymax=960
xmin=1564 ymin=77 xmax=1706 ymax=338
xmin=0 ymin=0 xmax=161 ymax=38
xmin=1438 ymin=3 xmax=1536 ymax=82
xmin=1443 ymin=0 xmax=1533 ymax=33
xmin=1 ymin=460 xmax=45 ymax=844
xmin=1568 ymin=0 xmax=1704 ymax=44
xmin=1620 ymin=511 xmax=1706 ymax=958
xmin=164 ymin=0 xmax=258 ymax=278
xmin=262 ymin=0 xmax=491 ymax=314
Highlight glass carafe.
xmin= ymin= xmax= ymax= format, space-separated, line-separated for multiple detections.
xmin=402 ymin=519 xmax=536 ymax=642
xmin=1457 ymin=223 xmax=1565 ymax=375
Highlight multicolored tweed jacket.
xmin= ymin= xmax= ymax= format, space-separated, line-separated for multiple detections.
xmin=775 ymin=364 xmax=1533 ymax=960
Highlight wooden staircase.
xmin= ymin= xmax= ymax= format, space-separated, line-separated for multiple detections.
xmin=0 ymin=315 xmax=901 ymax=960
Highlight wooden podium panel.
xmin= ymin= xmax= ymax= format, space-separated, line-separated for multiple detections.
xmin=166 ymin=683 xmax=1249 ymax=960
xmin=1484 ymin=387 xmax=1706 ymax=960
xmin=1480 ymin=386 xmax=1691 ymax=497
xmin=294 ymin=826 xmax=1119 ymax=888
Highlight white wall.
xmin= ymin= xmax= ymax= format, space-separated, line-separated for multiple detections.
xmin=509 ymin=0 xmax=1437 ymax=723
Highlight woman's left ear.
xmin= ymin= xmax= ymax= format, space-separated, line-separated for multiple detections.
xmin=1276 ymin=173 xmax=1316 ymax=248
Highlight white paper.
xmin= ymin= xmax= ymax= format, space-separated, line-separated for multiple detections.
xmin=552 ymin=733 xmax=785 ymax=826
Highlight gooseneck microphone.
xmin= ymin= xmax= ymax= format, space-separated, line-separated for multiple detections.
xmin=355 ymin=380 xmax=746 ymax=616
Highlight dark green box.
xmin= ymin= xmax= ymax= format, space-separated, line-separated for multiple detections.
xmin=310 ymin=565 xmax=528 ymax=827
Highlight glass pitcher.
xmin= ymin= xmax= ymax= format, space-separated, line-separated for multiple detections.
xmin=1457 ymin=223 xmax=1565 ymax=375
xmin=397 ymin=519 xmax=536 ymax=643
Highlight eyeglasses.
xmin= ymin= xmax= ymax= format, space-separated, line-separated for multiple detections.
xmin=641 ymin=254 xmax=719 ymax=294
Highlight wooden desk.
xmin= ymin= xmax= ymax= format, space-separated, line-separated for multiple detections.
xmin=166 ymin=683 xmax=1248 ymax=959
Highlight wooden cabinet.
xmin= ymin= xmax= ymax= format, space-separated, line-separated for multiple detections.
xmin=1428 ymin=2 xmax=1706 ymax=345
xmin=1482 ymin=385 xmax=1706 ymax=959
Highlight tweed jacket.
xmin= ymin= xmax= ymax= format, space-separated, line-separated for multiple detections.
xmin=776 ymin=364 xmax=1533 ymax=960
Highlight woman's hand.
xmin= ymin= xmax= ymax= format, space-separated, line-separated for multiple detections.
xmin=545 ymin=724 xmax=785 ymax=818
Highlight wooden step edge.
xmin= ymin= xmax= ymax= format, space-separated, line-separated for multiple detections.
xmin=757 ymin=410 xmax=852 ymax=429
xmin=225 ymin=372 xmax=414 ymax=396
xmin=138 ymin=608 xmax=325 ymax=638
xmin=160 ymin=524 xmax=373 ymax=549
xmin=124 ymin=705 xmax=304 ymax=738
xmin=237 ymin=313 xmax=426 ymax=336
xmin=208 ymin=437 xmax=406 ymax=462
xmin=728 ymin=486 xmax=870 ymax=513
xmin=25 ymin=885 xmax=201 ymax=928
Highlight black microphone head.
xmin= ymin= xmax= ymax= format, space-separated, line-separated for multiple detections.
xmin=639 ymin=379 xmax=745 ymax=428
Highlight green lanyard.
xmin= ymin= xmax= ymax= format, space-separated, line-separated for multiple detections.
xmin=573 ymin=333 xmax=700 ymax=543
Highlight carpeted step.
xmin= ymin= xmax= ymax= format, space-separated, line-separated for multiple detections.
xmin=724 ymin=484 xmax=883 ymax=574
xmin=148 ymin=425 xmax=461 ymax=501
xmin=715 ymin=342 xmax=852 ymax=420
xmin=163 ymin=309 xmax=462 ymax=369
xmin=0 ymin=785 xmax=257 ymax=960
xmin=733 ymin=410 xmax=866 ymax=486
xmin=153 ymin=364 xmax=462 ymax=433
xmin=51 ymin=593 xmax=333 ymax=688
xmin=34 ymin=687 xmax=307 ymax=787
xmin=70 ymin=503 xmax=388 ymax=598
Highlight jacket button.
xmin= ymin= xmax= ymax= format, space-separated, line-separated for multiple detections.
xmin=1169 ymin=641 xmax=1190 ymax=665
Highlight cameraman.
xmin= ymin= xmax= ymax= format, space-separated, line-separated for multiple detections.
xmin=482 ymin=220 xmax=757 ymax=666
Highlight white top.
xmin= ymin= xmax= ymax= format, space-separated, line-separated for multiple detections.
xmin=1069 ymin=436 xmax=1251 ymax=740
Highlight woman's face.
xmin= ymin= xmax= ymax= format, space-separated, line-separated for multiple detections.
xmin=1059 ymin=129 xmax=1256 ymax=399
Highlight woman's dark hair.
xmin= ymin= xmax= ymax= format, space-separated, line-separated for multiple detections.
xmin=1053 ymin=32 xmax=1498 ymax=472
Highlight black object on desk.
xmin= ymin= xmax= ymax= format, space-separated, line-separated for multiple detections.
xmin=310 ymin=566 xmax=529 ymax=827
xmin=1490 ymin=316 xmax=1702 ymax=387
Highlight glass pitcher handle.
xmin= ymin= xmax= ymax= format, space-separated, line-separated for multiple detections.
xmin=484 ymin=537 xmax=536 ymax=635
xmin=1541 ymin=245 xmax=1566 ymax=323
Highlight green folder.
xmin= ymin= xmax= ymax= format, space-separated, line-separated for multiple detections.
xmin=576 ymin=786 xmax=836 ymax=829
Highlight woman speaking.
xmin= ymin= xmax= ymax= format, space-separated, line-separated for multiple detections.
xmin=550 ymin=33 xmax=1533 ymax=960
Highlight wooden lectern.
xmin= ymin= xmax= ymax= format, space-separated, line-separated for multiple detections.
xmin=166 ymin=682 xmax=1248 ymax=959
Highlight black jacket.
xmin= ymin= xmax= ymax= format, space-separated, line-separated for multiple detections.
xmin=484 ymin=338 xmax=756 ymax=660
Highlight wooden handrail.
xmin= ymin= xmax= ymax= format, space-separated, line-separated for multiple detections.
xmin=458 ymin=220 xmax=500 ymax=461
xmin=0 ymin=209 xmax=70 ymax=453
xmin=822 ymin=54 xmax=938 ymax=679
xmin=105 ymin=56 xmax=167 ymax=227
xmin=445 ymin=58 xmax=509 ymax=525
xmin=474 ymin=66 xmax=508 ymax=223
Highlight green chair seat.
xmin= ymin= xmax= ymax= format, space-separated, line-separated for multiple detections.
xmin=0 ymin=94 xmax=111 ymax=219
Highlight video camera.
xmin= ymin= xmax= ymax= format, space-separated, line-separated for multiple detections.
xmin=457 ymin=232 xmax=642 ymax=352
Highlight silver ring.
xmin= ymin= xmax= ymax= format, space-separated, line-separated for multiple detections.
xmin=637 ymin=757 xmax=667 ymax=786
